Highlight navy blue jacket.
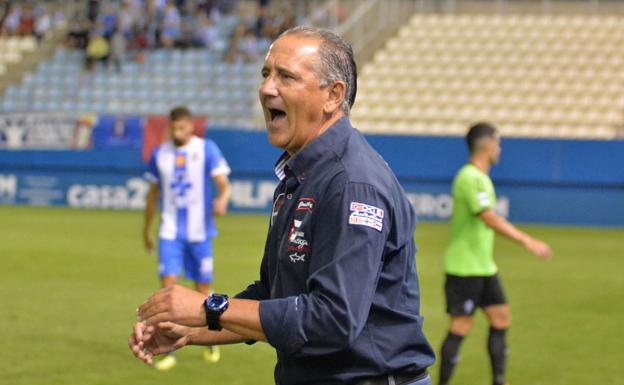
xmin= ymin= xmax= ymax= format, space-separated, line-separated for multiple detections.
xmin=236 ymin=117 xmax=435 ymax=384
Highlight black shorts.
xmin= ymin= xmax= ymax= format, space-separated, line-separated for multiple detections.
xmin=445 ymin=274 xmax=507 ymax=316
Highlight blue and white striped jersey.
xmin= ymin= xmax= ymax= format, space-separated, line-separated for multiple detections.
xmin=145 ymin=136 xmax=230 ymax=242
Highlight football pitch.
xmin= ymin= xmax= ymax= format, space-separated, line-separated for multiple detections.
xmin=0 ymin=206 xmax=622 ymax=385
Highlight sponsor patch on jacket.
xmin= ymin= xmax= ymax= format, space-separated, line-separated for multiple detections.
xmin=296 ymin=198 xmax=315 ymax=212
xmin=288 ymin=219 xmax=309 ymax=252
xmin=348 ymin=202 xmax=384 ymax=232
xmin=289 ymin=252 xmax=306 ymax=263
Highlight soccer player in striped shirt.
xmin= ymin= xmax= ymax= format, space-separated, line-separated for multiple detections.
xmin=143 ymin=106 xmax=231 ymax=370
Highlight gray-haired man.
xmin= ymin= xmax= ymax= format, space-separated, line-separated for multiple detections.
xmin=129 ymin=26 xmax=435 ymax=385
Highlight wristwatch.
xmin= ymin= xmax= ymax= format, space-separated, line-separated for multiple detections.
xmin=204 ymin=293 xmax=229 ymax=331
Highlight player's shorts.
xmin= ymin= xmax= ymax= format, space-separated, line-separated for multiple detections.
xmin=445 ymin=273 xmax=507 ymax=316
xmin=158 ymin=238 xmax=214 ymax=283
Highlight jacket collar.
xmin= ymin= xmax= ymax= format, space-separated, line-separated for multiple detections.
xmin=273 ymin=116 xmax=353 ymax=183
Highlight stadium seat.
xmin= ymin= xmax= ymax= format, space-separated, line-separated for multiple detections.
xmin=352 ymin=13 xmax=624 ymax=138
xmin=19 ymin=36 xmax=37 ymax=53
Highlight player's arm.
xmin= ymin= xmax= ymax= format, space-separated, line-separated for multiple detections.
xmin=207 ymin=140 xmax=232 ymax=216
xmin=212 ymin=173 xmax=231 ymax=217
xmin=479 ymin=209 xmax=552 ymax=260
xmin=143 ymin=183 xmax=159 ymax=254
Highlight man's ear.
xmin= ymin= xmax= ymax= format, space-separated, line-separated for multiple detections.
xmin=323 ymin=81 xmax=346 ymax=114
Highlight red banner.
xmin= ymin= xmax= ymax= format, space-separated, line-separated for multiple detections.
xmin=142 ymin=116 xmax=207 ymax=162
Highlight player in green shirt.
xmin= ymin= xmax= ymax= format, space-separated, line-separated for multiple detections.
xmin=439 ymin=123 xmax=552 ymax=385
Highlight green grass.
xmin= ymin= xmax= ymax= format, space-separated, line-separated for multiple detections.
xmin=0 ymin=206 xmax=622 ymax=385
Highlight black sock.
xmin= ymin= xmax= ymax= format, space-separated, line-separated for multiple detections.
xmin=488 ymin=327 xmax=508 ymax=385
xmin=439 ymin=331 xmax=464 ymax=385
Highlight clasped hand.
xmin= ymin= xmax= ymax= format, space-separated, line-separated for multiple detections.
xmin=128 ymin=285 xmax=208 ymax=364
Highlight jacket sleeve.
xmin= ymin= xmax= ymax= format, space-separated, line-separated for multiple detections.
xmin=258 ymin=181 xmax=391 ymax=357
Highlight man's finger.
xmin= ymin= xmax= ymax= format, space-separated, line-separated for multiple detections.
xmin=142 ymin=312 xmax=169 ymax=326
xmin=139 ymin=347 xmax=152 ymax=364
xmin=141 ymin=324 xmax=155 ymax=341
xmin=130 ymin=335 xmax=148 ymax=361
xmin=158 ymin=321 xmax=176 ymax=330
xmin=173 ymin=337 xmax=188 ymax=350
xmin=138 ymin=287 xmax=171 ymax=315
xmin=158 ymin=321 xmax=182 ymax=337
xmin=138 ymin=299 xmax=170 ymax=322
xmin=133 ymin=322 xmax=145 ymax=341
xmin=128 ymin=334 xmax=140 ymax=356
xmin=142 ymin=328 xmax=155 ymax=342
xmin=129 ymin=325 xmax=147 ymax=357
xmin=138 ymin=292 xmax=169 ymax=316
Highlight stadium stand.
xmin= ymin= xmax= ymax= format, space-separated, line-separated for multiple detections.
xmin=2 ymin=1 xmax=623 ymax=137
xmin=351 ymin=13 xmax=624 ymax=139
xmin=0 ymin=34 xmax=50 ymax=81
xmin=0 ymin=35 xmax=36 ymax=63
xmin=0 ymin=0 xmax=310 ymax=127
xmin=0 ymin=0 xmax=71 ymax=96
xmin=1 ymin=46 xmax=263 ymax=127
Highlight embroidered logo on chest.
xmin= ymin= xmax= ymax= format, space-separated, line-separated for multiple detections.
xmin=289 ymin=252 xmax=306 ymax=263
xmin=296 ymin=197 xmax=315 ymax=212
xmin=288 ymin=219 xmax=308 ymax=250
xmin=285 ymin=199 xmax=314 ymax=262
xmin=348 ymin=202 xmax=384 ymax=232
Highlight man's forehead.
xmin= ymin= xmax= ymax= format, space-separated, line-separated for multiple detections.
xmin=264 ymin=35 xmax=321 ymax=64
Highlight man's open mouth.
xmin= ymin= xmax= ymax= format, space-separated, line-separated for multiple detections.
xmin=268 ymin=108 xmax=287 ymax=122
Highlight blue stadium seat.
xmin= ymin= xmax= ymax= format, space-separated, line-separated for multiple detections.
xmin=91 ymin=101 xmax=106 ymax=112
xmin=123 ymin=62 xmax=140 ymax=73
xmin=43 ymin=100 xmax=60 ymax=111
xmin=1 ymin=98 xmax=16 ymax=111
xmin=4 ymin=85 xmax=19 ymax=97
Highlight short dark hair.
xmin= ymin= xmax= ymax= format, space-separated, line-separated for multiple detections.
xmin=277 ymin=26 xmax=357 ymax=114
xmin=169 ymin=106 xmax=192 ymax=121
xmin=466 ymin=122 xmax=498 ymax=154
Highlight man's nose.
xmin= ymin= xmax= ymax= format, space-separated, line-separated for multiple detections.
xmin=259 ymin=75 xmax=278 ymax=98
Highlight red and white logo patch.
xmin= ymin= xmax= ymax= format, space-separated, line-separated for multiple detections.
xmin=348 ymin=202 xmax=384 ymax=232
xmin=296 ymin=198 xmax=315 ymax=212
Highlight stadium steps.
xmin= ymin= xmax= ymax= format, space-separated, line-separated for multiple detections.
xmin=1 ymin=50 xmax=265 ymax=129
xmin=0 ymin=33 xmax=68 ymax=96
xmin=336 ymin=0 xmax=420 ymax=65
xmin=351 ymin=13 xmax=624 ymax=139
xmin=0 ymin=0 xmax=267 ymax=129
xmin=0 ymin=1 xmax=79 ymax=95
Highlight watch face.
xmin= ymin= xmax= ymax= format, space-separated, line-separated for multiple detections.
xmin=208 ymin=295 xmax=228 ymax=312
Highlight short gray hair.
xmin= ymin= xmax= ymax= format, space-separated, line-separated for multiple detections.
xmin=276 ymin=26 xmax=357 ymax=114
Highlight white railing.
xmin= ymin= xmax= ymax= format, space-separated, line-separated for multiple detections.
xmin=410 ymin=0 xmax=624 ymax=14
xmin=335 ymin=0 xmax=415 ymax=63
xmin=328 ymin=0 xmax=624 ymax=63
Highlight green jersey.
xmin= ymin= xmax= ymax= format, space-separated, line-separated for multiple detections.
xmin=444 ymin=164 xmax=498 ymax=276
